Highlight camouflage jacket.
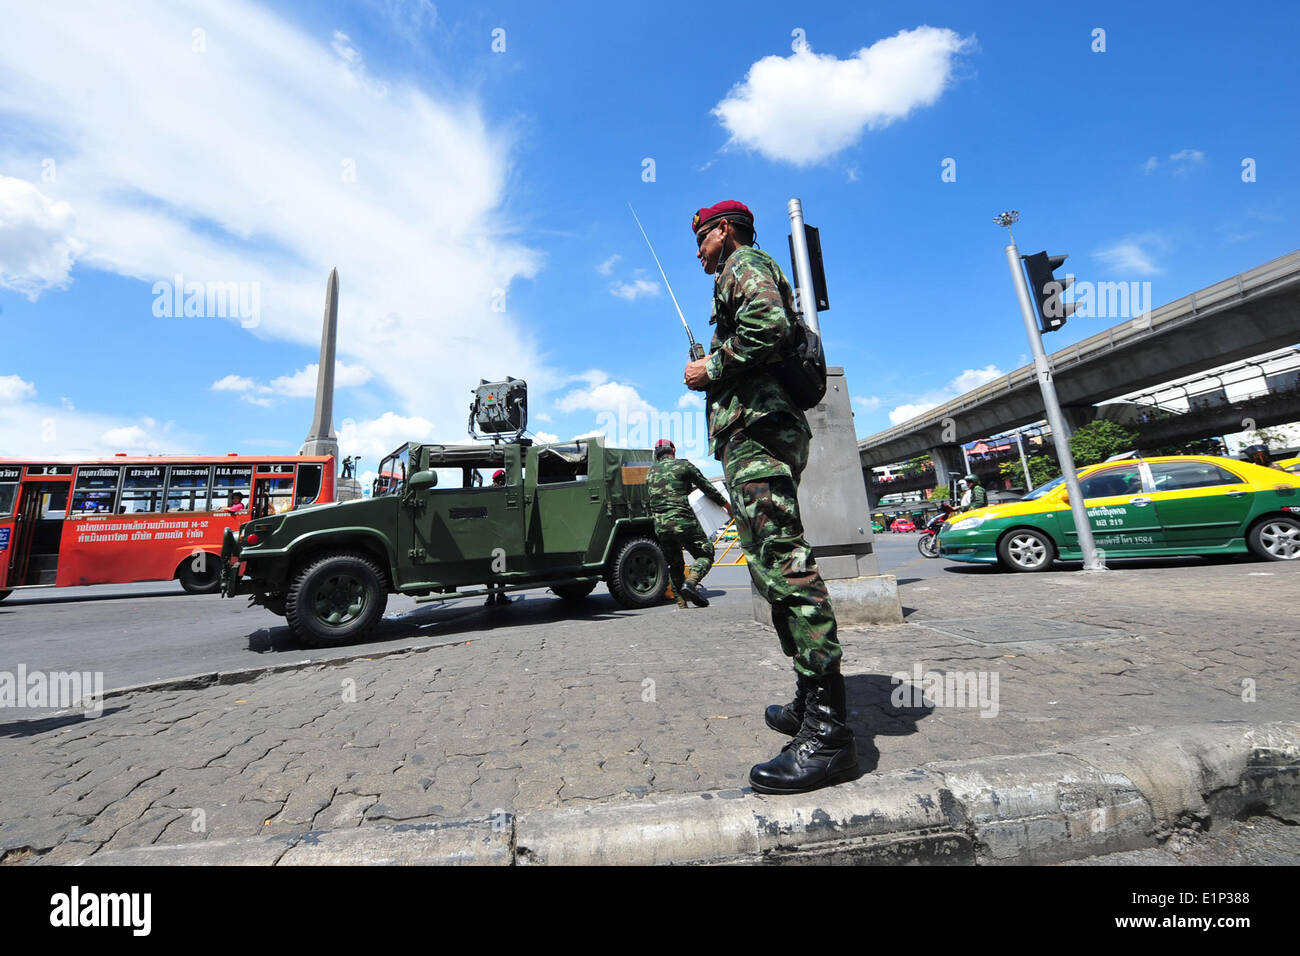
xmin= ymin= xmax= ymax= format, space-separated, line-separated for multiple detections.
xmin=970 ymin=485 xmax=988 ymax=509
xmin=647 ymin=457 xmax=728 ymax=535
xmin=704 ymin=245 xmax=809 ymax=454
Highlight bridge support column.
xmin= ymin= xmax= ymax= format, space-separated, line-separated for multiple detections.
xmin=1057 ymin=405 xmax=1096 ymax=441
xmin=863 ymin=472 xmax=882 ymax=513
xmin=928 ymin=445 xmax=966 ymax=488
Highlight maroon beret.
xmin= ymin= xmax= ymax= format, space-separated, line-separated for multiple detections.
xmin=692 ymin=200 xmax=753 ymax=236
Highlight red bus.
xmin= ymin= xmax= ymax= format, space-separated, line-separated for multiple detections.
xmin=0 ymin=454 xmax=334 ymax=600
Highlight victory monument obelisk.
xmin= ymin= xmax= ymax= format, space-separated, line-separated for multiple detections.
xmin=300 ymin=268 xmax=361 ymax=500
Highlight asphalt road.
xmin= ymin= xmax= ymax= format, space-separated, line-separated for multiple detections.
xmin=0 ymin=530 xmax=1241 ymax=698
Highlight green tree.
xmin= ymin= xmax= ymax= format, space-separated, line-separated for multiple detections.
xmin=999 ymin=454 xmax=1059 ymax=489
xmin=1068 ymin=420 xmax=1139 ymax=467
xmin=929 ymin=484 xmax=950 ymax=501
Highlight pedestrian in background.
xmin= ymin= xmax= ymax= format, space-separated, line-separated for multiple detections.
xmin=646 ymin=438 xmax=731 ymax=609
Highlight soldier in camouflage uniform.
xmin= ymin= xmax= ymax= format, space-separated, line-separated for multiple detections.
xmin=684 ymin=200 xmax=857 ymax=795
xmin=647 ymin=438 xmax=731 ymax=609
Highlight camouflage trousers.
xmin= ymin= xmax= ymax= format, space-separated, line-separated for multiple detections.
xmin=657 ymin=522 xmax=716 ymax=595
xmin=717 ymin=414 xmax=841 ymax=678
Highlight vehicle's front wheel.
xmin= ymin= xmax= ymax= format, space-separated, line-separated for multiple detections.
xmin=285 ymin=552 xmax=388 ymax=646
xmin=917 ymin=534 xmax=940 ymax=559
xmin=997 ymin=528 xmax=1056 ymax=572
xmin=1247 ymin=516 xmax=1300 ymax=561
xmin=606 ymin=536 xmax=667 ymax=609
xmin=551 ymin=579 xmax=598 ymax=601
xmin=178 ymin=553 xmax=222 ymax=594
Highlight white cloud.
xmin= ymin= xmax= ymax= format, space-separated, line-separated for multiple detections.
xmin=533 ymin=430 xmax=559 ymax=444
xmin=269 ymin=361 xmax=373 ymax=398
xmin=0 ymin=394 xmax=192 ymax=457
xmin=0 ymin=2 xmax=545 ymax=438
xmin=950 ymin=366 xmax=1004 ymax=392
xmin=212 ymin=375 xmax=257 ymax=393
xmin=564 ymin=369 xmax=611 ymax=390
xmin=0 ymin=374 xmax=38 ymax=403
xmin=1093 ymin=239 xmax=1165 ymax=276
xmin=887 ymin=367 xmax=1005 ymax=426
xmin=889 ymin=402 xmax=941 ymax=425
xmin=596 ymin=254 xmax=621 ymax=275
xmin=0 ymin=176 xmax=84 ymax=300
xmin=853 ymin=395 xmax=881 ymax=411
xmin=713 ymin=27 xmax=974 ymax=165
xmin=337 ymin=411 xmax=435 ymax=465
xmin=1140 ymin=149 xmax=1204 ymax=176
xmin=534 ymin=411 xmax=553 ymax=423
xmin=677 ymin=393 xmax=704 ymax=409
xmin=555 ymin=379 xmax=655 ymax=416
xmin=610 ymin=277 xmax=660 ymax=301
xmin=210 ymin=362 xmax=372 ymax=406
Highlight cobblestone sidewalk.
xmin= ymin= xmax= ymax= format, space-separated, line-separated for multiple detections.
xmin=2 ymin=559 xmax=1296 ymax=863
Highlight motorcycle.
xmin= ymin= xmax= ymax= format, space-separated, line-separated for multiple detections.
xmin=917 ymin=507 xmax=955 ymax=558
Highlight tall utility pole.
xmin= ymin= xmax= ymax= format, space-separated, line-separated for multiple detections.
xmin=996 ymin=212 xmax=1103 ymax=571
xmin=1016 ymin=430 xmax=1034 ymax=491
xmin=751 ymin=198 xmax=901 ymax=625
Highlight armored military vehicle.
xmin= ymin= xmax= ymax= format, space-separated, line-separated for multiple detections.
xmin=220 ymin=436 xmax=668 ymax=645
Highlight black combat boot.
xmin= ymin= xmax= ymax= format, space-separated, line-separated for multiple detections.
xmin=749 ymin=670 xmax=858 ymax=795
xmin=678 ymin=570 xmax=709 ymax=607
xmin=764 ymin=671 xmax=812 ymax=736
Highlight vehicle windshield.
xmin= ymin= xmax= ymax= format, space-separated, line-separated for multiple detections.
xmin=1019 ymin=474 xmax=1067 ymax=501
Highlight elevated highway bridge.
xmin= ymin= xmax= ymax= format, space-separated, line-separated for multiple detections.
xmin=858 ymin=251 xmax=1300 ymax=487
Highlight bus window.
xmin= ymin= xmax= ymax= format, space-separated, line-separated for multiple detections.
xmin=121 ymin=466 xmax=165 ymax=513
xmin=212 ymin=465 xmax=253 ymax=511
xmin=295 ymin=464 xmax=322 ymax=506
xmin=166 ymin=465 xmax=211 ymax=512
xmin=254 ymin=477 xmax=295 ymax=516
xmin=71 ymin=466 xmax=121 ymax=514
xmin=0 ymin=483 xmax=17 ymax=518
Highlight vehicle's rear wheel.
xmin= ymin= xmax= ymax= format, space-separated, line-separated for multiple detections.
xmin=917 ymin=534 xmax=940 ymax=559
xmin=1247 ymin=516 xmax=1300 ymax=561
xmin=178 ymin=554 xmax=222 ymax=594
xmin=285 ymin=552 xmax=388 ymax=646
xmin=997 ymin=528 xmax=1056 ymax=572
xmin=606 ymin=536 xmax=667 ymax=609
xmin=551 ymin=579 xmax=598 ymax=601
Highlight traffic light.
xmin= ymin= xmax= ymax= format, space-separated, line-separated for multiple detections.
xmin=1021 ymin=251 xmax=1076 ymax=332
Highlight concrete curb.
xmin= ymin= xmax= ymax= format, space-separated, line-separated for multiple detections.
xmin=59 ymin=720 xmax=1300 ymax=866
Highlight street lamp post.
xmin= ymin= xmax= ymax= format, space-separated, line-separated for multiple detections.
xmin=995 ymin=211 xmax=1103 ymax=571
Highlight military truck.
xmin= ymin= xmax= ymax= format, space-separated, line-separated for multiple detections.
xmin=219 ymin=437 xmax=668 ymax=645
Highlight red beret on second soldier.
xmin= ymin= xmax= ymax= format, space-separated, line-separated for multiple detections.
xmin=692 ymin=200 xmax=753 ymax=238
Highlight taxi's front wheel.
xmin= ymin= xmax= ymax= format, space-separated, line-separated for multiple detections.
xmin=1248 ymin=516 xmax=1300 ymax=561
xmin=998 ymin=528 xmax=1056 ymax=572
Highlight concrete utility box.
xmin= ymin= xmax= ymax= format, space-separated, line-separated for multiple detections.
xmin=752 ymin=367 xmax=903 ymax=627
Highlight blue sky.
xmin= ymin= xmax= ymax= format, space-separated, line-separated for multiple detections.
xmin=2 ymin=0 xmax=1297 ymax=482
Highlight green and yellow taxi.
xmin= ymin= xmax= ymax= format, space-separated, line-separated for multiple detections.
xmin=939 ymin=455 xmax=1300 ymax=571
xmin=1276 ymin=456 xmax=1300 ymax=476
